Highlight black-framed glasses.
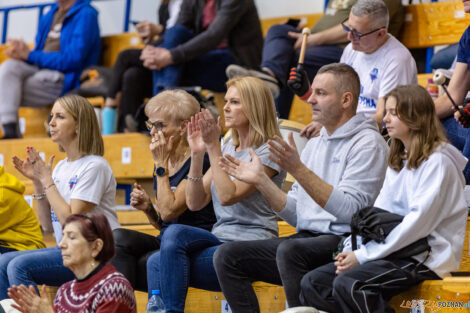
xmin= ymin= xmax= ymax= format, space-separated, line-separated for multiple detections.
xmin=341 ymin=18 xmax=385 ymax=41
xmin=145 ymin=120 xmax=165 ymax=132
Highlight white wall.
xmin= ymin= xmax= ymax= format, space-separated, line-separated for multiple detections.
xmin=0 ymin=0 xmax=324 ymax=42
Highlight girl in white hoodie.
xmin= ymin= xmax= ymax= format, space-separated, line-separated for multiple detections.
xmin=300 ymin=85 xmax=469 ymax=313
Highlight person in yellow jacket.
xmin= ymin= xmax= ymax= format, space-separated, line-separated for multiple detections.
xmin=0 ymin=165 xmax=45 ymax=253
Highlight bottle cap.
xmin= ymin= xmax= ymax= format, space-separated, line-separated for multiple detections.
xmin=151 ymin=290 xmax=161 ymax=295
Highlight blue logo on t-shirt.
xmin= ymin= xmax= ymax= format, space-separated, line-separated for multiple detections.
xmin=69 ymin=175 xmax=78 ymax=190
xmin=51 ymin=208 xmax=59 ymax=222
xmin=370 ymin=68 xmax=378 ymax=82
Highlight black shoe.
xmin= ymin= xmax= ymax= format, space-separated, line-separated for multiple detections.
xmin=1 ymin=123 xmax=21 ymax=139
xmin=225 ymin=64 xmax=280 ymax=98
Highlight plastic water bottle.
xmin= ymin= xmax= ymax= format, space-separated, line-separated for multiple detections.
xmin=101 ymin=107 xmax=117 ymax=135
xmin=146 ymin=290 xmax=166 ymax=313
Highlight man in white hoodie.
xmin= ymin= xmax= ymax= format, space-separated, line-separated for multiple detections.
xmin=214 ymin=63 xmax=389 ymax=312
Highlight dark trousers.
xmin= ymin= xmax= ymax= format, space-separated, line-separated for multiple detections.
xmin=300 ymin=258 xmax=440 ymax=313
xmin=261 ymin=24 xmax=343 ymax=118
xmin=213 ymin=231 xmax=342 ymax=313
xmin=106 ymin=48 xmax=153 ymax=132
xmin=442 ymin=116 xmax=470 ymax=183
xmin=152 ymin=24 xmax=234 ymax=95
xmin=111 ymin=228 xmax=161 ymax=292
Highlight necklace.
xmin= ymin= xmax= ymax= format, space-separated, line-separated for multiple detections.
xmin=169 ymin=149 xmax=190 ymax=173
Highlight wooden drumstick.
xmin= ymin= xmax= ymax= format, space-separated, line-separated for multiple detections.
xmin=298 ymin=27 xmax=310 ymax=65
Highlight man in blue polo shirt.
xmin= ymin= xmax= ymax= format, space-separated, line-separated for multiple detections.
xmin=434 ymin=0 xmax=470 ymax=184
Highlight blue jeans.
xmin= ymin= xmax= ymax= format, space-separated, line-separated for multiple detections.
xmin=430 ymin=44 xmax=459 ymax=70
xmin=0 ymin=247 xmax=16 ymax=254
xmin=146 ymin=224 xmax=222 ymax=313
xmin=261 ymin=24 xmax=343 ymax=118
xmin=442 ymin=116 xmax=470 ymax=183
xmin=152 ymin=24 xmax=234 ymax=95
xmin=0 ymin=247 xmax=74 ymax=300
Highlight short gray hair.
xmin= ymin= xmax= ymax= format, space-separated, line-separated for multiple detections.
xmin=351 ymin=0 xmax=389 ymax=30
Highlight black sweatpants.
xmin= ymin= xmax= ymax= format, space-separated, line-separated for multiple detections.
xmin=300 ymin=258 xmax=440 ymax=313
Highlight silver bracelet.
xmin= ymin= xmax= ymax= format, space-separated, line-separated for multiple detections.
xmin=32 ymin=193 xmax=47 ymax=200
xmin=187 ymin=175 xmax=203 ymax=182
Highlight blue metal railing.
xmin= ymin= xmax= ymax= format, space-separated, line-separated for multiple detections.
xmin=0 ymin=0 xmax=133 ymax=44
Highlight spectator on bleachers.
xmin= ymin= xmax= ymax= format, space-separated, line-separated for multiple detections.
xmin=226 ymin=0 xmax=404 ymax=119
xmin=300 ymin=85 xmax=467 ymax=313
xmin=297 ymin=0 xmax=416 ymax=138
xmin=435 ymin=0 xmax=470 ymax=184
xmin=111 ymin=90 xmax=215 ymax=292
xmin=146 ymin=76 xmax=285 ymax=312
xmin=0 ymin=166 xmax=45 ymax=254
xmin=114 ymin=0 xmax=263 ymax=133
xmin=9 ymin=213 xmax=136 ymax=313
xmin=0 ymin=0 xmax=100 ymax=139
xmin=0 ymin=95 xmax=120 ymax=300
xmin=213 ymin=63 xmax=388 ymax=311
xmin=104 ymin=0 xmax=183 ymax=133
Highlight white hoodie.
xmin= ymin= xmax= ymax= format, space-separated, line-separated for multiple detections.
xmin=277 ymin=113 xmax=389 ymax=235
xmin=345 ymin=142 xmax=468 ymax=278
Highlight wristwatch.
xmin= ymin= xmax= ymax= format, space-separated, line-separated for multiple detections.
xmin=155 ymin=166 xmax=168 ymax=177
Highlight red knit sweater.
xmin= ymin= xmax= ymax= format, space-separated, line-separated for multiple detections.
xmin=53 ymin=264 xmax=136 ymax=313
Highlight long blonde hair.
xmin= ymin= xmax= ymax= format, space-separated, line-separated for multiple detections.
xmin=385 ymin=85 xmax=447 ymax=172
xmin=226 ymin=77 xmax=281 ymax=148
xmin=55 ymin=95 xmax=104 ymax=156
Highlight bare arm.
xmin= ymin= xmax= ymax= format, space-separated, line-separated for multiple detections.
xmin=372 ymin=97 xmax=385 ymax=132
xmin=290 ymin=24 xmax=347 ymax=49
xmin=150 ymin=130 xmax=191 ymax=221
xmin=185 ymin=114 xmax=213 ymax=211
xmin=130 ymin=183 xmax=161 ymax=230
xmin=435 ymin=62 xmax=470 ymax=118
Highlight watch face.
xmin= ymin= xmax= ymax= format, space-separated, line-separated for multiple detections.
xmin=156 ymin=166 xmax=166 ymax=177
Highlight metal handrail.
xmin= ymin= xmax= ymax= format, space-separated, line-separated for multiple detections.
xmin=0 ymin=0 xmax=133 ymax=44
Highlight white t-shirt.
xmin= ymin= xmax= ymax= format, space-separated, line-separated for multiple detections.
xmin=340 ymin=35 xmax=417 ymax=115
xmin=50 ymin=155 xmax=120 ymax=243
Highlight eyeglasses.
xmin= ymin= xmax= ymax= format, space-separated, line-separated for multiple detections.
xmin=145 ymin=120 xmax=165 ymax=131
xmin=341 ymin=19 xmax=385 ymax=41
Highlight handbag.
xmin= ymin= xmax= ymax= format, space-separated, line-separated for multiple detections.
xmin=350 ymin=206 xmax=431 ymax=260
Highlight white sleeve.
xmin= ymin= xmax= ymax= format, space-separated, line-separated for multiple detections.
xmin=340 ymin=43 xmax=352 ymax=64
xmin=378 ymin=53 xmax=417 ymax=98
xmin=354 ymin=155 xmax=463 ymax=264
xmin=70 ymin=161 xmax=112 ymax=205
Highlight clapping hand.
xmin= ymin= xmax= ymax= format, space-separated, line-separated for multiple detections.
xmin=219 ymin=148 xmax=264 ymax=185
xmin=130 ymin=183 xmax=153 ymax=212
xmin=150 ymin=130 xmax=174 ymax=167
xmin=268 ymin=133 xmax=301 ymax=174
xmin=8 ymin=284 xmax=54 ymax=313
xmin=187 ymin=114 xmax=206 ymax=156
xmin=197 ymin=109 xmax=222 ymax=148
xmin=12 ymin=147 xmax=54 ymax=185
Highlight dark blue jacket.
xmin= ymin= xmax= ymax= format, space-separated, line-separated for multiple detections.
xmin=27 ymin=0 xmax=100 ymax=95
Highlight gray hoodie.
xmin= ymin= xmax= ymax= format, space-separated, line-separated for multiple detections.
xmin=277 ymin=113 xmax=389 ymax=235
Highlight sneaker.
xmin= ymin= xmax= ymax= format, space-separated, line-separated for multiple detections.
xmin=279 ymin=307 xmax=320 ymax=313
xmin=1 ymin=122 xmax=21 ymax=139
xmin=225 ymin=64 xmax=280 ymax=99
xmin=124 ymin=114 xmax=137 ymax=132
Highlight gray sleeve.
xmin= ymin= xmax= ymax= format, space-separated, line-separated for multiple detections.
xmin=275 ymin=181 xmax=298 ymax=227
xmin=323 ymin=142 xmax=388 ymax=223
xmin=254 ymin=142 xmax=282 ymax=174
